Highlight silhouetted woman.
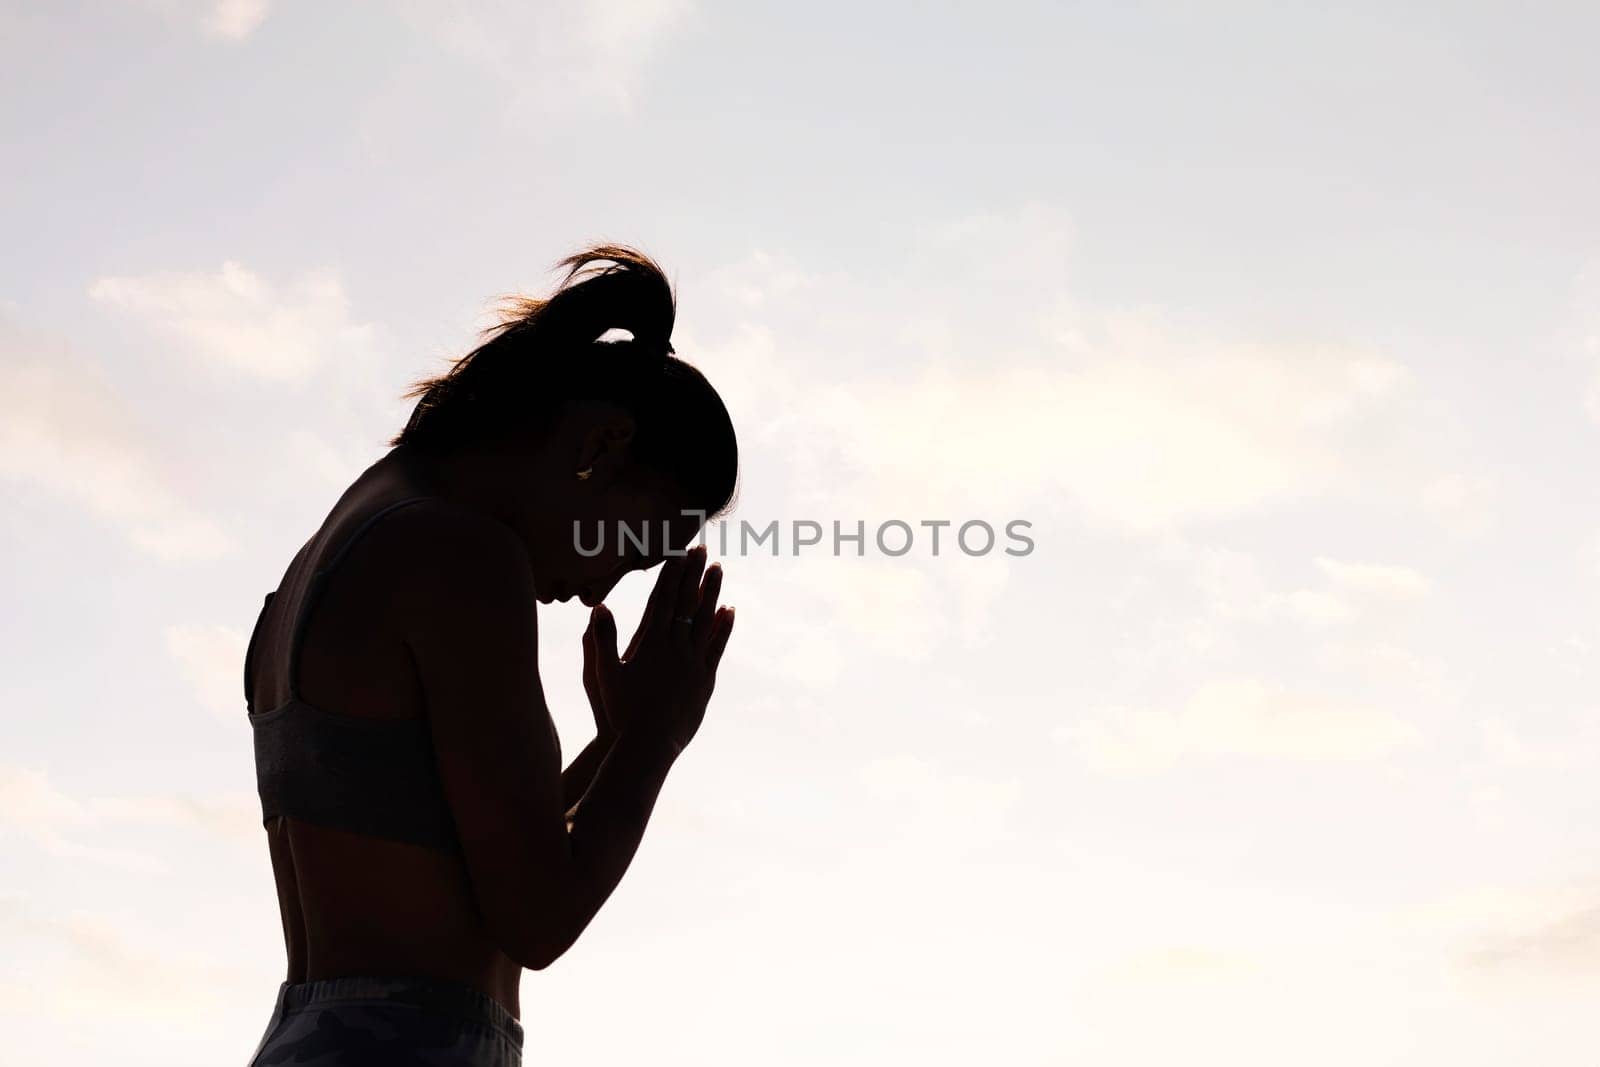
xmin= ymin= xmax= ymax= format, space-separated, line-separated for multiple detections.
xmin=242 ymin=246 xmax=737 ymax=1066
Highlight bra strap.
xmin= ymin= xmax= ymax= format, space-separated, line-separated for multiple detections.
xmin=242 ymin=591 xmax=275 ymax=714
xmin=285 ymin=496 xmax=435 ymax=702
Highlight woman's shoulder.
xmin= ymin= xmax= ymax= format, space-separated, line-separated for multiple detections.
xmin=363 ymin=497 xmax=538 ymax=626
xmin=377 ymin=496 xmax=529 ymax=569
xmin=328 ymin=454 xmax=527 ymax=576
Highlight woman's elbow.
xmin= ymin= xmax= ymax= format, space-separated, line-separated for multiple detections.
xmin=493 ymin=909 xmax=580 ymax=972
xmin=510 ymin=930 xmax=578 ymax=971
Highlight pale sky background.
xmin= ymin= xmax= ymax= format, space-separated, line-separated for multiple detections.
xmin=2 ymin=2 xmax=1599 ymax=1064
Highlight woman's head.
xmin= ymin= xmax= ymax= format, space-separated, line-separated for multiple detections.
xmin=391 ymin=245 xmax=738 ymax=605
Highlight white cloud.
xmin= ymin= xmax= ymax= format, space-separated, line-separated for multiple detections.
xmin=1055 ymin=677 xmax=1420 ymax=775
xmin=1100 ymin=944 xmax=1263 ymax=987
xmin=705 ymin=249 xmax=818 ymax=309
xmin=285 ymin=427 xmax=372 ymax=488
xmin=1257 ymin=557 xmax=1429 ymax=626
xmin=717 ymin=545 xmax=1014 ymax=688
xmin=0 ymin=329 xmax=234 ymax=560
xmin=784 ymin=555 xmax=941 ymax=661
xmin=1312 ymin=557 xmax=1430 ymax=599
xmin=164 ymin=621 xmax=249 ymax=720
xmin=1274 ymin=587 xmax=1359 ymax=626
xmin=578 ymin=0 xmax=697 ymax=109
xmin=1575 ymin=261 xmax=1600 ymax=422
xmin=730 ymin=603 xmax=846 ymax=689
xmin=1185 ymin=544 xmax=1272 ymax=615
xmin=129 ymin=0 xmax=270 ymax=41
xmin=0 ymin=899 xmax=260 ymax=1029
xmin=680 ymin=228 xmax=1439 ymax=699
xmin=1403 ymin=880 xmax=1600 ymax=978
xmin=1315 ymin=640 xmax=1456 ymax=702
xmin=1579 ymin=530 xmax=1600 ymax=581
xmin=1465 ymin=900 xmax=1600 ymax=976
xmin=855 ymin=753 xmax=1022 ymax=844
xmin=1180 ymin=545 xmax=1428 ymax=639
xmin=778 ymin=346 xmax=1411 ymax=536
xmin=1420 ymin=473 xmax=1498 ymax=539
xmin=1480 ymin=714 xmax=1599 ymax=769
xmin=691 ymin=234 xmax=1417 ymax=537
xmin=200 ymin=0 xmax=268 ymax=39
xmin=404 ymin=0 xmax=695 ymax=115
xmin=922 ymin=201 xmax=1076 ymax=297
xmin=89 ymin=261 xmax=373 ymax=383
xmin=0 ymin=766 xmax=257 ymax=873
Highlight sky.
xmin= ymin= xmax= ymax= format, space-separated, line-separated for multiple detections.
xmin=2 ymin=1 xmax=1598 ymax=1063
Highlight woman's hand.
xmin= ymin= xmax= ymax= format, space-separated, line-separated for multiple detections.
xmin=579 ymin=565 xmax=664 ymax=737
xmin=581 ymin=610 xmax=619 ymax=740
xmin=587 ymin=545 xmax=736 ymax=755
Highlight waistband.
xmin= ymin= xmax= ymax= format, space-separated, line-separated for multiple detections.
xmin=272 ymin=975 xmax=523 ymax=1050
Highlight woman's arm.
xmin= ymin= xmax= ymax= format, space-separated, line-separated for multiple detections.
xmin=561 ymin=729 xmax=617 ymax=826
xmin=395 ymin=504 xmax=722 ymax=970
xmin=562 ymin=608 xmax=626 ymax=822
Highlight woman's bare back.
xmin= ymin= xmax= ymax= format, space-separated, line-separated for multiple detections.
xmin=248 ymin=461 xmax=525 ymax=1014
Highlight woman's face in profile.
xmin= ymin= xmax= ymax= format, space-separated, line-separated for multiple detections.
xmin=523 ymin=472 xmax=706 ymax=608
xmin=495 ymin=402 xmax=711 ymax=607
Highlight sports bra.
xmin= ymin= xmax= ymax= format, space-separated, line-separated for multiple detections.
xmin=243 ymin=495 xmax=459 ymax=851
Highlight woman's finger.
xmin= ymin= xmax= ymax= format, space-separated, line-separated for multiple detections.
xmin=672 ymin=546 xmax=707 ymax=655
xmin=590 ymin=604 xmax=621 ymax=687
xmin=704 ymin=605 xmax=735 ymax=670
xmin=621 ymin=605 xmax=650 ymax=662
xmin=691 ymin=562 xmax=723 ymax=657
xmin=582 ymin=617 xmax=600 ymax=698
xmin=650 ymin=552 xmax=687 ymax=633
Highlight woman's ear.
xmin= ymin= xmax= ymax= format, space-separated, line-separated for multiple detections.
xmin=573 ymin=408 xmax=637 ymax=484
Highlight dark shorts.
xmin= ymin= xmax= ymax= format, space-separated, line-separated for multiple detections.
xmin=247 ymin=976 xmax=524 ymax=1066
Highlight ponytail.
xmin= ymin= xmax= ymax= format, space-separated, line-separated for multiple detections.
xmin=391 ymin=244 xmax=738 ymax=517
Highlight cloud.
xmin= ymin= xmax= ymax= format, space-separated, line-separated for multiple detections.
xmin=1100 ymin=944 xmax=1263 ymax=987
xmin=1190 ymin=547 xmax=1427 ymax=630
xmin=0 ymin=325 xmax=234 ymax=560
xmin=1113 ymin=542 xmax=1452 ymax=709
xmin=1419 ymin=473 xmax=1498 ymax=539
xmin=714 ymin=542 xmax=1016 ymax=692
xmin=1580 ymin=530 xmax=1600 ymax=581
xmin=579 ymin=0 xmax=697 ymax=108
xmin=855 ymin=753 xmax=1023 ymax=843
xmin=0 ymin=766 xmax=258 ymax=873
xmin=1273 ymin=588 xmax=1359 ymax=626
xmin=1480 ymin=714 xmax=1599 ymax=769
xmin=1182 ymin=545 xmax=1428 ymax=635
xmin=1055 ymin=677 xmax=1420 ymax=775
xmin=1575 ymin=261 xmax=1600 ymax=422
xmin=1408 ymin=880 xmax=1600 ymax=978
xmin=705 ymin=250 xmax=818 ymax=309
xmin=789 ymin=349 xmax=1411 ymax=534
xmin=1315 ymin=640 xmax=1457 ymax=703
xmin=1254 ymin=557 xmax=1430 ymax=628
xmin=199 ymin=0 xmax=268 ymax=38
xmin=677 ymin=221 xmax=1442 ymax=689
xmin=164 ymin=621 xmax=249 ymax=720
xmin=0 ymin=898 xmax=258 ymax=1026
xmin=1464 ymin=901 xmax=1600 ymax=975
xmin=689 ymin=226 xmax=1418 ymax=539
xmin=130 ymin=0 xmax=270 ymax=41
xmin=285 ymin=426 xmax=373 ymax=488
xmin=1312 ymin=557 xmax=1430 ymax=599
xmin=89 ymin=261 xmax=373 ymax=383
xmin=403 ymin=0 xmax=695 ymax=115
